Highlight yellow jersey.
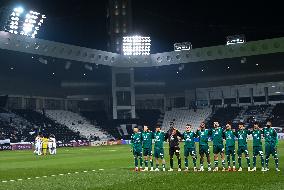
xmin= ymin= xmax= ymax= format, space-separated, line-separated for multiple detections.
xmin=42 ymin=138 xmax=48 ymax=149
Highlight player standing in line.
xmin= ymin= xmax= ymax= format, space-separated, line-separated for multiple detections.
xmin=141 ymin=125 xmax=154 ymax=171
xmin=196 ymin=122 xmax=211 ymax=171
xmin=183 ymin=124 xmax=197 ymax=171
xmin=263 ymin=120 xmax=280 ymax=172
xmin=153 ymin=126 xmax=166 ymax=172
xmin=236 ymin=122 xmax=251 ymax=171
xmin=250 ymin=122 xmax=265 ymax=171
xmin=167 ymin=127 xmax=182 ymax=172
xmin=224 ymin=122 xmax=236 ymax=171
xmin=212 ymin=121 xmax=226 ymax=172
xmin=130 ymin=127 xmax=143 ymax=171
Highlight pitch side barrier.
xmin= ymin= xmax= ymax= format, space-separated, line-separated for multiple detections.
xmin=0 ymin=142 xmax=32 ymax=151
xmin=90 ymin=140 xmax=131 ymax=147
xmin=0 ymin=140 xmax=131 ymax=151
xmin=2 ymin=135 xmax=283 ymax=151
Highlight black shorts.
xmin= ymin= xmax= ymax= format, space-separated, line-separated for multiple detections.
xmin=169 ymin=146 xmax=180 ymax=156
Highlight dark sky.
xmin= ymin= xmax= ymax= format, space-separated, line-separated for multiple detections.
xmin=1 ymin=0 xmax=283 ymax=53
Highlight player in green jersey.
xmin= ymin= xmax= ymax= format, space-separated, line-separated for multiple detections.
xmin=183 ymin=124 xmax=197 ymax=171
xmin=153 ymin=126 xmax=166 ymax=171
xmin=212 ymin=121 xmax=226 ymax=172
xmin=130 ymin=127 xmax=143 ymax=171
xmin=236 ymin=122 xmax=251 ymax=172
xmin=263 ymin=120 xmax=280 ymax=172
xmin=224 ymin=122 xmax=236 ymax=171
xmin=250 ymin=122 xmax=265 ymax=171
xmin=141 ymin=125 xmax=154 ymax=171
xmin=196 ymin=122 xmax=211 ymax=171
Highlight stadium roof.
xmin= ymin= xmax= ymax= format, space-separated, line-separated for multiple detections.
xmin=0 ymin=47 xmax=283 ymax=96
xmin=0 ymin=0 xmax=283 ymax=97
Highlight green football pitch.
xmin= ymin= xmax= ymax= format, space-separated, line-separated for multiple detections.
xmin=0 ymin=141 xmax=283 ymax=190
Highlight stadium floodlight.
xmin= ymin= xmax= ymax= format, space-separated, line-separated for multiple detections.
xmin=174 ymin=42 xmax=192 ymax=51
xmin=13 ymin=7 xmax=24 ymax=14
xmin=226 ymin=34 xmax=246 ymax=45
xmin=4 ymin=6 xmax=46 ymax=38
xmin=122 ymin=36 xmax=151 ymax=56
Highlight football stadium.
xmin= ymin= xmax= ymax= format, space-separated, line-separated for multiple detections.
xmin=0 ymin=0 xmax=283 ymax=189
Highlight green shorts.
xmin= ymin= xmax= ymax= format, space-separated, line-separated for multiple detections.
xmin=199 ymin=145 xmax=210 ymax=156
xmin=253 ymin=146 xmax=263 ymax=156
xmin=225 ymin=146 xmax=235 ymax=155
xmin=265 ymin=144 xmax=277 ymax=156
xmin=213 ymin=145 xmax=224 ymax=154
xmin=237 ymin=146 xmax=249 ymax=156
xmin=154 ymin=148 xmax=164 ymax=159
xmin=143 ymin=148 xmax=152 ymax=156
xmin=184 ymin=147 xmax=196 ymax=157
xmin=133 ymin=148 xmax=142 ymax=157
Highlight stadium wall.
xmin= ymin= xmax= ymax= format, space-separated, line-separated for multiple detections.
xmin=1 ymin=81 xmax=283 ymax=112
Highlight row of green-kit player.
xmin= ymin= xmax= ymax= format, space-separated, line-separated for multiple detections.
xmin=130 ymin=127 xmax=280 ymax=172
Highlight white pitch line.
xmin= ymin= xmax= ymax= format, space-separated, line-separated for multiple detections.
xmin=108 ymin=150 xmax=117 ymax=152
xmin=1 ymin=169 xmax=103 ymax=183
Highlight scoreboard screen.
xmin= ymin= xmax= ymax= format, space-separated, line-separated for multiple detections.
xmin=226 ymin=35 xmax=246 ymax=45
xmin=174 ymin=42 xmax=192 ymax=51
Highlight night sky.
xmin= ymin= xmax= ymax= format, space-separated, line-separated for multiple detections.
xmin=1 ymin=0 xmax=283 ymax=53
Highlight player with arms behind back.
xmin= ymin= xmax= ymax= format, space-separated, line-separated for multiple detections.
xmin=183 ymin=124 xmax=197 ymax=171
xmin=130 ymin=127 xmax=143 ymax=171
xmin=236 ymin=122 xmax=251 ymax=171
xmin=153 ymin=126 xmax=166 ymax=171
xmin=167 ymin=127 xmax=182 ymax=172
xmin=141 ymin=125 xmax=154 ymax=171
xmin=263 ymin=120 xmax=280 ymax=172
xmin=251 ymin=122 xmax=265 ymax=171
xmin=212 ymin=121 xmax=226 ymax=172
xmin=224 ymin=122 xmax=236 ymax=171
xmin=196 ymin=122 xmax=211 ymax=171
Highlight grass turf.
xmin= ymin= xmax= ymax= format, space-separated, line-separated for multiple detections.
xmin=0 ymin=141 xmax=283 ymax=190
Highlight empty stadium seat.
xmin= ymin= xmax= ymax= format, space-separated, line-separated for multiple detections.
xmin=162 ymin=108 xmax=212 ymax=132
xmin=45 ymin=110 xmax=113 ymax=140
